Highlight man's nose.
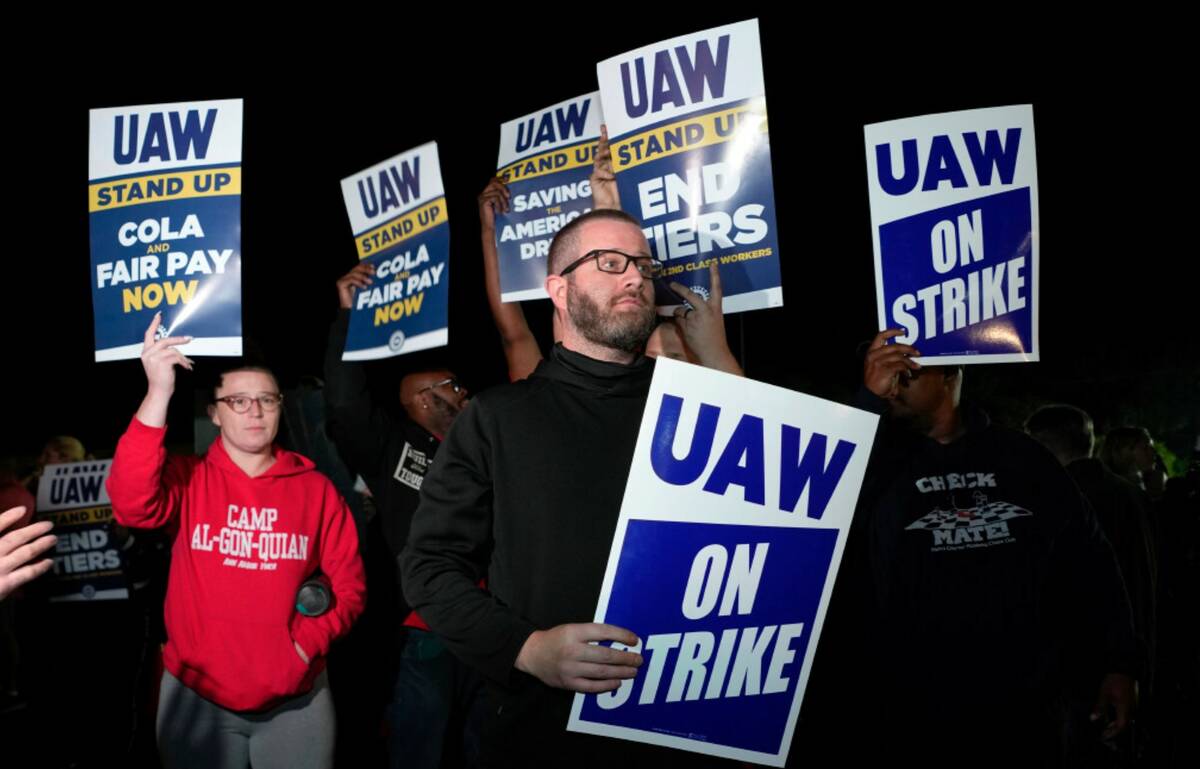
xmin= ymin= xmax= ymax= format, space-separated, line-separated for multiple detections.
xmin=619 ymin=263 xmax=647 ymax=291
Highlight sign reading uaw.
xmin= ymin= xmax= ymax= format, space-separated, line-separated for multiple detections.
xmin=569 ymin=359 xmax=878 ymax=766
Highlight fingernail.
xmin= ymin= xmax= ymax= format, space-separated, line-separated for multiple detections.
xmin=185 ymin=336 xmax=194 ymax=341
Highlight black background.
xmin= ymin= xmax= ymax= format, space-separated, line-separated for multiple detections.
xmin=3 ymin=14 xmax=1195 ymax=462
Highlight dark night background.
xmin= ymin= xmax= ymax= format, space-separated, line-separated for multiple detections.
xmin=2 ymin=15 xmax=1195 ymax=468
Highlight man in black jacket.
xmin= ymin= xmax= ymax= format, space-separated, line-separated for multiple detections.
xmin=401 ymin=208 xmax=742 ymax=767
xmin=325 ymin=262 xmax=474 ymax=769
xmin=855 ymin=330 xmax=1139 ymax=766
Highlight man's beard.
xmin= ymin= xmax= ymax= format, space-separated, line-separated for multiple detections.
xmin=567 ymin=282 xmax=656 ymax=354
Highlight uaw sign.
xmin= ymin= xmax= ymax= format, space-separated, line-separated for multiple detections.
xmin=596 ymin=19 xmax=783 ymax=315
xmin=340 ymin=142 xmax=450 ymax=360
xmin=494 ymin=92 xmax=602 ymax=301
xmin=89 ymin=99 xmax=244 ymax=362
xmin=37 ymin=460 xmax=129 ymax=602
xmin=865 ymin=105 xmax=1040 ymax=363
xmin=568 ymin=358 xmax=878 ymax=765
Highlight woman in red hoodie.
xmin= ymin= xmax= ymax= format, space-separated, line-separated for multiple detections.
xmin=108 ymin=314 xmax=366 ymax=769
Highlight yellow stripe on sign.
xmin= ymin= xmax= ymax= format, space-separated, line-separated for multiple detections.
xmin=88 ymin=167 xmax=242 ymax=212
xmin=611 ymin=101 xmax=769 ymax=173
xmin=356 ymin=197 xmax=448 ymax=259
xmin=43 ymin=506 xmax=112 ymax=526
xmin=497 ymin=142 xmax=597 ymax=184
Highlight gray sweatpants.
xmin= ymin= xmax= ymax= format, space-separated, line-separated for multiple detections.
xmin=156 ymin=669 xmax=335 ymax=769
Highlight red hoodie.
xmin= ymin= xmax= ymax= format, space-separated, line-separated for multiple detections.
xmin=107 ymin=417 xmax=366 ymax=712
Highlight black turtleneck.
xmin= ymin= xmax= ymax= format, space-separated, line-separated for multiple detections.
xmin=401 ymin=343 xmax=656 ymax=684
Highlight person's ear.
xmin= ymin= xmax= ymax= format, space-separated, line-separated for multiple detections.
xmin=546 ymin=274 xmax=569 ymax=313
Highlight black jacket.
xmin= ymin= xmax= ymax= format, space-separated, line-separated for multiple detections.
xmin=400 ymin=343 xmax=654 ymax=683
xmin=324 ymin=309 xmax=439 ymax=615
xmin=400 ymin=345 xmax=735 ymax=766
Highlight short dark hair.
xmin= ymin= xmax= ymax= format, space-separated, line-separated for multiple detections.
xmin=548 ymin=208 xmax=644 ymax=276
xmin=1099 ymin=426 xmax=1151 ymax=472
xmin=1025 ymin=404 xmax=1095 ymax=458
xmin=213 ymin=364 xmax=279 ymax=401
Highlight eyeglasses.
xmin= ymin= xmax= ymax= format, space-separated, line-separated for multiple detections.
xmin=559 ymin=249 xmax=662 ymax=279
xmin=214 ymin=393 xmax=284 ymax=413
xmin=417 ymin=378 xmax=463 ymax=396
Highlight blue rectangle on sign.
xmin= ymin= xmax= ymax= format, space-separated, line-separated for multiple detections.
xmin=878 ymin=187 xmax=1034 ymax=358
xmin=89 ymin=195 xmax=242 ymax=354
xmin=494 ymin=162 xmax=593 ymax=300
xmin=344 ymin=221 xmax=450 ymax=359
xmin=577 ymin=519 xmax=836 ymax=755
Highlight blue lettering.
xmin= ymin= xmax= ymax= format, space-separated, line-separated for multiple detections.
xmin=167 ymin=109 xmax=217 ymax=161
xmin=516 ymin=118 xmax=534 ymax=153
xmin=554 ymin=100 xmax=590 ymax=142
xmin=702 ymin=414 xmax=765 ymax=505
xmin=651 ymin=49 xmax=685 ymax=113
xmin=48 ymin=476 xmax=102 ymax=506
xmin=138 ymin=113 xmax=170 ymax=163
xmin=650 ymin=394 xmax=721 ymax=486
xmin=779 ymin=427 xmax=856 ymax=519
xmin=876 ymin=139 xmax=919 ymax=196
xmin=113 ymin=114 xmax=138 ymax=165
xmin=963 ymin=128 xmax=1021 ymax=186
xmin=621 ymin=58 xmax=649 ymax=119
xmin=389 ymin=157 xmax=421 ymax=207
xmin=357 ymin=178 xmax=379 ymax=219
xmin=79 ymin=475 xmax=104 ymax=502
xmin=533 ymin=114 xmax=556 ymax=147
xmin=113 ymin=109 xmax=218 ymax=166
xmin=378 ymin=172 xmax=400 ymax=214
xmin=359 ymin=158 xmax=422 ymax=220
xmin=921 ymin=134 xmax=968 ymax=191
xmin=674 ymin=34 xmax=729 ymax=104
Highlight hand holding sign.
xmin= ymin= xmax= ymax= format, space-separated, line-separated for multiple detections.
xmin=0 ymin=506 xmax=56 ymax=601
xmin=337 ymin=262 xmax=376 ymax=310
xmin=590 ymin=125 xmax=620 ymax=211
xmin=670 ymin=264 xmax=741 ymax=376
xmin=516 ymin=622 xmax=643 ymax=693
xmin=141 ymin=312 xmax=194 ymax=390
xmin=477 ymin=177 xmax=511 ymax=232
xmin=136 ymin=312 xmax=193 ymax=427
xmin=863 ymin=329 xmax=922 ymax=399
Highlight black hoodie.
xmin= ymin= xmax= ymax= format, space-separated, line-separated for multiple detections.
xmin=854 ymin=390 xmax=1137 ymax=730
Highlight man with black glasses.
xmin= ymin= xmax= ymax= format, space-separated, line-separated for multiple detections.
xmin=402 ymin=208 xmax=742 ymax=766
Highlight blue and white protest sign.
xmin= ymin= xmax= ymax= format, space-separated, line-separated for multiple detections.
xmin=88 ymin=99 xmax=244 ymax=362
xmin=37 ymin=460 xmax=129 ymax=602
xmin=495 ymin=93 xmax=602 ymax=302
xmin=339 ymin=142 xmax=449 ymax=360
xmin=568 ymin=359 xmax=878 ymax=766
xmin=865 ymin=105 xmax=1040 ymax=363
xmin=597 ymin=19 xmax=782 ymax=314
